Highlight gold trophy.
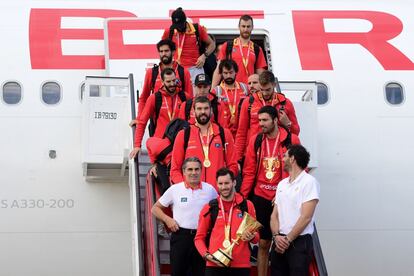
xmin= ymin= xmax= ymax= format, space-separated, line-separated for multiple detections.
xmin=212 ymin=212 xmax=262 ymax=267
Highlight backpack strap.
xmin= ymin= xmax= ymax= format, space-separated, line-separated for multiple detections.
xmin=193 ymin=23 xmax=203 ymax=55
xmin=177 ymin=65 xmax=185 ymax=88
xmin=210 ymin=93 xmax=219 ymax=124
xmin=183 ymin=126 xmax=191 ymax=152
xmin=247 ymin=94 xmax=255 ymax=123
xmin=156 ymin=144 xmax=173 ymax=163
xmin=168 ymin=26 xmax=175 ymax=41
xmin=276 ymin=92 xmax=287 ymax=107
xmin=150 ymin=64 xmax=159 ymax=93
xmin=239 ymin=82 xmax=249 ymax=96
xmin=225 ymin=40 xmax=234 ymax=60
xmin=253 ymin=43 xmax=260 ymax=69
xmin=149 ymin=91 xmax=163 ymax=136
xmin=177 ymin=90 xmax=187 ymax=102
xmin=218 ymin=125 xmax=227 ymax=159
xmin=184 ymin=99 xmax=193 ymax=121
xmin=280 ymin=126 xmax=292 ymax=148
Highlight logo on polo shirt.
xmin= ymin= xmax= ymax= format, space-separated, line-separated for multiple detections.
xmin=181 ymin=197 xmax=188 ymax=202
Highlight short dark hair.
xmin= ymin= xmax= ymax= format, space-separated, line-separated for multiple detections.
xmin=239 ymin=14 xmax=253 ymax=26
xmin=218 ymin=59 xmax=239 ymax=74
xmin=182 ymin=156 xmax=202 ymax=171
xmin=193 ymin=96 xmax=211 ymax=108
xmin=157 ymin=39 xmax=176 ymax=52
xmin=161 ymin=67 xmax=176 ymax=81
xmin=216 ymin=167 xmax=235 ymax=181
xmin=259 ymin=70 xmax=276 ymax=85
xmin=258 ymin=105 xmax=278 ymax=120
xmin=287 ymin=144 xmax=310 ymax=169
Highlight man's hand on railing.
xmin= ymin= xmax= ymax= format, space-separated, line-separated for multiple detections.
xmin=150 ymin=165 xmax=158 ymax=178
xmin=129 ymin=119 xmax=137 ymax=127
xmin=129 ymin=147 xmax=141 ymax=159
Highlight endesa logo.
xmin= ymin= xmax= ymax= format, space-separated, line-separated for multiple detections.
xmin=29 ymin=8 xmax=414 ymax=70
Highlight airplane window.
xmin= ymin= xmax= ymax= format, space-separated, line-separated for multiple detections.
xmin=385 ymin=82 xmax=404 ymax=105
xmin=316 ymin=83 xmax=329 ymax=105
xmin=42 ymin=82 xmax=61 ymax=105
xmin=80 ymin=83 xmax=100 ymax=100
xmin=2 ymin=81 xmax=22 ymax=105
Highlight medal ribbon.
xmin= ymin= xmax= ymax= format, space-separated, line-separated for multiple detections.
xmin=199 ymin=125 xmax=212 ymax=162
xmin=265 ymin=132 xmax=280 ymax=158
xmin=176 ymin=32 xmax=186 ymax=63
xmin=164 ymin=94 xmax=179 ymax=121
xmin=238 ymin=38 xmax=251 ymax=74
xmin=219 ymin=197 xmax=235 ymax=244
xmin=220 ymin=82 xmax=239 ymax=118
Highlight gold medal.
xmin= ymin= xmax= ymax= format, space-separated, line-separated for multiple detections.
xmin=222 ymin=239 xmax=231 ymax=248
xmin=203 ymin=159 xmax=211 ymax=168
xmin=266 ymin=171 xmax=275 ymax=180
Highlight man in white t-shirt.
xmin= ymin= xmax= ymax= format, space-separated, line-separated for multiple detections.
xmin=152 ymin=156 xmax=217 ymax=276
xmin=270 ymin=145 xmax=320 ymax=276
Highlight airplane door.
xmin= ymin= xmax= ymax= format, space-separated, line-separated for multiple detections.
xmin=279 ymin=81 xmax=318 ymax=168
xmin=81 ymin=75 xmax=143 ymax=276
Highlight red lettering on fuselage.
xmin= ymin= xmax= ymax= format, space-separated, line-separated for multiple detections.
xmin=108 ymin=10 xmax=264 ymax=60
xmin=29 ymin=9 xmax=136 ymax=69
xmin=292 ymin=10 xmax=414 ymax=70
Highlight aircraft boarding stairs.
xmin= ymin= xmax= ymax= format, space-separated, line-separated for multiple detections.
xmin=81 ymin=75 xmax=327 ymax=276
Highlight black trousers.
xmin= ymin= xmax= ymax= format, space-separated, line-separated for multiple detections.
xmin=170 ymin=228 xmax=205 ymax=276
xmin=205 ymin=267 xmax=250 ymax=276
xmin=270 ymin=234 xmax=313 ymax=276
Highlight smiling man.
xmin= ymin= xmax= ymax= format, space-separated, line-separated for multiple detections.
xmin=195 ymin=168 xmax=259 ymax=276
xmin=152 ymin=157 xmax=217 ymax=276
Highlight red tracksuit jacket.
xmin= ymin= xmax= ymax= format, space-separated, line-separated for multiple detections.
xmin=241 ymin=127 xmax=300 ymax=201
xmin=134 ymin=88 xmax=185 ymax=148
xmin=170 ymin=123 xmax=238 ymax=189
xmin=195 ymin=193 xmax=259 ymax=268
xmin=137 ymin=62 xmax=193 ymax=118
xmin=234 ymin=92 xmax=300 ymax=162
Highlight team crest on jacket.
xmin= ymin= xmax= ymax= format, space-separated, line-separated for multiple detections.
xmin=215 ymin=143 xmax=221 ymax=148
xmin=237 ymin=212 xmax=243 ymax=218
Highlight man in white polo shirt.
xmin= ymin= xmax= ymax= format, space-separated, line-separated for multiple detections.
xmin=152 ymin=156 xmax=217 ymax=276
xmin=270 ymin=145 xmax=320 ymax=276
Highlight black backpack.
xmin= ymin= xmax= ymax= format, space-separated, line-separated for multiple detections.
xmin=168 ymin=23 xmax=205 ymax=55
xmin=155 ymin=118 xmax=190 ymax=163
xmin=203 ymin=198 xmax=248 ymax=242
xmin=225 ymin=39 xmax=261 ymax=69
xmin=148 ymin=91 xmax=187 ymax=137
xmin=150 ymin=64 xmax=185 ymax=93
xmin=184 ymin=93 xmax=219 ymax=123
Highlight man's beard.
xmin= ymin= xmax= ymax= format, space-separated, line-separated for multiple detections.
xmin=262 ymin=124 xmax=275 ymax=134
xmin=195 ymin=113 xmax=210 ymax=125
xmin=161 ymin=55 xmax=173 ymax=65
xmin=165 ymin=85 xmax=176 ymax=94
xmin=240 ymin=31 xmax=251 ymax=39
xmin=224 ymin=77 xmax=235 ymax=85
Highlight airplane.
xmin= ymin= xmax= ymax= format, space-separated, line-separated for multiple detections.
xmin=0 ymin=0 xmax=413 ymax=275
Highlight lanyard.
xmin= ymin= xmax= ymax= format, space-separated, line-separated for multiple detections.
xmin=238 ymin=38 xmax=252 ymax=74
xmin=199 ymin=124 xmax=213 ymax=167
xmin=265 ymin=132 xmax=280 ymax=158
xmin=176 ymin=32 xmax=186 ymax=63
xmin=164 ymin=94 xmax=178 ymax=120
xmin=219 ymin=197 xmax=235 ymax=247
xmin=259 ymin=92 xmax=278 ymax=107
xmin=220 ymin=83 xmax=239 ymax=118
